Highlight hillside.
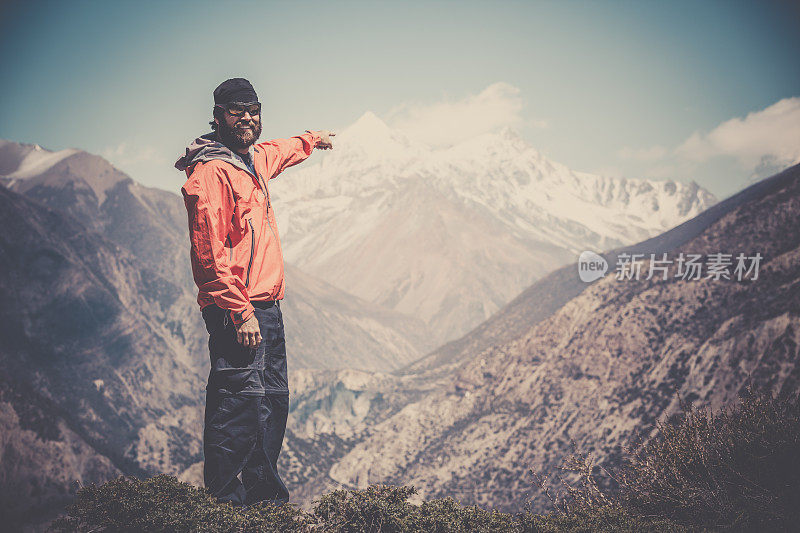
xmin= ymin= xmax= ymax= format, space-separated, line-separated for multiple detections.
xmin=0 ymin=140 xmax=435 ymax=526
xmin=402 ymin=162 xmax=800 ymax=377
xmin=286 ymin=164 xmax=800 ymax=512
xmin=0 ymin=139 xmax=435 ymax=370
xmin=0 ymin=185 xmax=204 ymax=525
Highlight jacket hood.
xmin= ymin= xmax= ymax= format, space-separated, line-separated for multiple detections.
xmin=174 ymin=132 xmax=255 ymax=174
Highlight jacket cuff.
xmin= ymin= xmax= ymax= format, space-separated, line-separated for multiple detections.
xmin=304 ymin=130 xmax=323 ymax=148
xmin=230 ymin=304 xmax=255 ymax=326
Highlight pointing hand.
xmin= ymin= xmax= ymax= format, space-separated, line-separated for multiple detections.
xmin=316 ymin=130 xmax=335 ymax=150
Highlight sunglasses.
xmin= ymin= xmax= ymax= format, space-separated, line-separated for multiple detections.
xmin=216 ymin=102 xmax=261 ymax=117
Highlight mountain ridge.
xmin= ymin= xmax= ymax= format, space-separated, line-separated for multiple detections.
xmin=399 ymin=163 xmax=800 ymax=376
xmin=316 ymin=163 xmax=800 ymax=512
xmin=274 ymin=163 xmax=800 ymax=512
xmin=272 ymin=112 xmax=717 ymax=343
xmin=0 ymin=139 xmax=435 ymax=370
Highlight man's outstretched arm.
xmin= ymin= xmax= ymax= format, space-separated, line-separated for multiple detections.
xmin=258 ymin=129 xmax=335 ymax=179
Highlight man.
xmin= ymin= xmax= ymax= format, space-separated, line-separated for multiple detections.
xmin=175 ymin=77 xmax=334 ymax=507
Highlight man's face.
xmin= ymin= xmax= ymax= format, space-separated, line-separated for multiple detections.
xmin=215 ymin=103 xmax=262 ymax=151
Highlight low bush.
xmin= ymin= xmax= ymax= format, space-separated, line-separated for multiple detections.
xmin=312 ymin=486 xmax=521 ymax=532
xmin=518 ymin=504 xmax=689 ymax=533
xmin=618 ymin=385 xmax=800 ymax=530
xmin=47 ymin=476 xmax=680 ymax=532
xmin=413 ymin=496 xmax=521 ymax=532
xmin=48 ymin=474 xmax=311 ymax=532
xmin=311 ymin=484 xmax=416 ymax=532
xmin=531 ymin=384 xmax=800 ymax=532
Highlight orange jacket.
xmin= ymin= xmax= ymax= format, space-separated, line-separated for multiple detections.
xmin=177 ymin=130 xmax=321 ymax=325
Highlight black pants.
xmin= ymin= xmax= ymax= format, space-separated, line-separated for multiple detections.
xmin=201 ymin=301 xmax=290 ymax=507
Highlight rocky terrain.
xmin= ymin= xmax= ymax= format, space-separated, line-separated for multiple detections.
xmin=0 ymin=185 xmax=204 ymax=525
xmin=401 ymin=157 xmax=800 ymax=379
xmin=292 ymin=166 xmax=800 ymax=510
xmin=283 ymin=164 xmax=800 ymax=512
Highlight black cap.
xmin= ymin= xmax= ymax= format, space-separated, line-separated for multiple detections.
xmin=213 ymin=78 xmax=259 ymax=105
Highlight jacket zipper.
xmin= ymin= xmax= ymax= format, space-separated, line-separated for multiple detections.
xmin=240 ymin=152 xmax=279 ymax=301
xmin=245 ymin=219 xmax=255 ymax=287
xmin=254 ymin=169 xmax=280 ymax=302
xmin=255 ymin=170 xmax=279 ymax=242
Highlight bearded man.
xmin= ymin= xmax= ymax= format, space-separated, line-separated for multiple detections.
xmin=175 ymin=77 xmax=334 ymax=507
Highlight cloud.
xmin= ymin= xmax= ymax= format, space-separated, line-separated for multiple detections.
xmin=639 ymin=163 xmax=681 ymax=180
xmin=385 ymin=82 xmax=541 ymax=147
xmin=101 ymin=141 xmax=166 ymax=168
xmin=676 ymin=96 xmax=800 ymax=177
xmin=101 ymin=142 xmax=129 ymax=161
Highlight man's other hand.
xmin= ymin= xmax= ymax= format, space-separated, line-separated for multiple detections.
xmin=316 ymin=130 xmax=335 ymax=150
xmin=236 ymin=314 xmax=262 ymax=348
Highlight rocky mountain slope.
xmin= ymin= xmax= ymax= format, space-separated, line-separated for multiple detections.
xmin=0 ymin=139 xmax=434 ymax=371
xmin=401 ymin=160 xmax=800 ymax=379
xmin=0 ymin=185 xmax=205 ymax=526
xmin=271 ymin=112 xmax=716 ymax=343
xmin=0 ymin=139 xmax=432 ymax=527
xmin=284 ymin=163 xmax=800 ymax=512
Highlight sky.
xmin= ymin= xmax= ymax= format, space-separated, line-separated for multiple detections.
xmin=1 ymin=0 xmax=798 ymax=199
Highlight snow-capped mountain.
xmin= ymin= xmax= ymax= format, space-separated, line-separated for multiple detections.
xmin=0 ymin=140 xmax=79 ymax=179
xmin=271 ymin=112 xmax=717 ymax=343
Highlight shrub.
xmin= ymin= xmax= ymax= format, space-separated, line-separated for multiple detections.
xmin=311 ymin=484 xmax=417 ymax=532
xmin=518 ymin=504 xmax=689 ymax=533
xmin=531 ymin=384 xmax=800 ymax=531
xmin=413 ymin=497 xmax=521 ymax=532
xmin=310 ymin=485 xmax=521 ymax=532
xmin=618 ymin=385 xmax=800 ymax=530
xmin=48 ymin=474 xmax=312 ymax=532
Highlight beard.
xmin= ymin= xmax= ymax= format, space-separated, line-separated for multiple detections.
xmin=217 ymin=116 xmax=262 ymax=151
